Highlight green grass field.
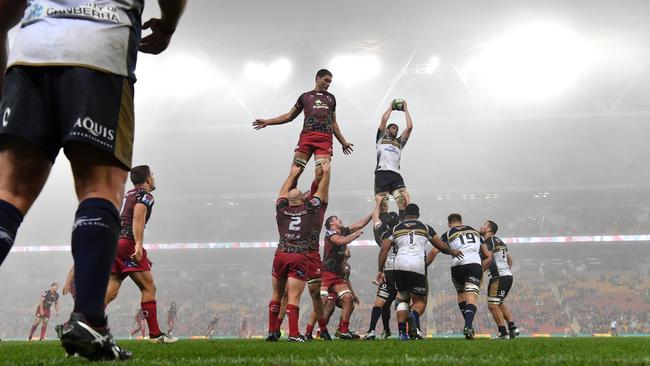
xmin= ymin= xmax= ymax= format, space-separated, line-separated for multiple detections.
xmin=1 ymin=338 xmax=649 ymax=365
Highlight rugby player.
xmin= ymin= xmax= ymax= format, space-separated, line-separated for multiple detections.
xmin=364 ymin=196 xmax=400 ymax=340
xmin=28 ymin=283 xmax=59 ymax=341
xmin=206 ymin=316 xmax=219 ymax=339
xmin=375 ymin=101 xmax=413 ymax=219
xmin=319 ymin=246 xmax=360 ymax=338
xmin=105 ymin=165 xmax=177 ymax=344
xmin=480 ymin=220 xmax=519 ymax=339
xmin=440 ymin=213 xmax=492 ymax=340
xmin=321 ymin=211 xmax=371 ymax=339
xmin=253 ymin=69 xmax=353 ymax=183
xmin=167 ymin=301 xmax=177 ymax=335
xmin=130 ymin=308 xmax=146 ymax=339
xmin=0 ymin=0 xmax=185 ymax=360
xmin=378 ymin=204 xmax=462 ymax=340
xmin=267 ymin=160 xmax=331 ymax=342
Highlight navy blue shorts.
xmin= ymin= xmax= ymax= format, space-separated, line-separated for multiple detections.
xmin=0 ymin=66 xmax=134 ymax=168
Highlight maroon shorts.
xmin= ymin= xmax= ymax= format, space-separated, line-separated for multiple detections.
xmin=321 ymin=270 xmax=347 ymax=292
xmin=272 ymin=252 xmax=307 ymax=281
xmin=111 ymin=238 xmax=153 ymax=274
xmin=35 ymin=307 xmax=51 ymax=319
xmin=295 ymin=131 xmax=333 ymax=157
xmin=306 ymin=251 xmax=322 ymax=282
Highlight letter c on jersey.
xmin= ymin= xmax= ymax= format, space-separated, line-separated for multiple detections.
xmin=2 ymin=108 xmax=10 ymax=127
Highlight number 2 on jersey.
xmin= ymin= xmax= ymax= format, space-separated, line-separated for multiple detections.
xmin=289 ymin=216 xmax=301 ymax=231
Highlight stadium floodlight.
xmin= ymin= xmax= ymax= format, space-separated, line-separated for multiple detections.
xmin=463 ymin=22 xmax=590 ymax=102
xmin=244 ymin=58 xmax=292 ymax=85
xmin=329 ymin=54 xmax=380 ymax=84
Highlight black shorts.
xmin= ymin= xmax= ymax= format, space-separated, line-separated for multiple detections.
xmin=451 ymin=263 xmax=483 ymax=294
xmin=374 ymin=170 xmax=406 ymax=194
xmin=377 ymin=270 xmax=397 ymax=301
xmin=393 ymin=270 xmax=427 ymax=297
xmin=487 ymin=275 xmax=513 ymax=304
xmin=0 ymin=66 xmax=135 ymax=169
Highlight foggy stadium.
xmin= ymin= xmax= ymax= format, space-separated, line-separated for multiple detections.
xmin=0 ymin=0 xmax=649 ymax=364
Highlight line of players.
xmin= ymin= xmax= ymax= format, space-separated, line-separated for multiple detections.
xmin=257 ymin=69 xmax=519 ymax=341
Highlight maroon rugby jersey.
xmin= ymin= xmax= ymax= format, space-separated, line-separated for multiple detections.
xmin=41 ymin=290 xmax=59 ymax=309
xmin=322 ymin=227 xmax=351 ymax=274
xmin=275 ymin=196 xmax=321 ymax=253
xmin=294 ymin=90 xmax=336 ymax=135
xmin=120 ymin=187 xmax=154 ymax=240
xmin=305 ymin=181 xmax=327 ymax=252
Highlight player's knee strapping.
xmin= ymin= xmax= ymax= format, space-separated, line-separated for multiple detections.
xmin=314 ymin=158 xmax=328 ymax=168
xmin=391 ymin=189 xmax=406 ymax=206
xmin=293 ymin=157 xmax=308 ymax=168
xmin=336 ymin=289 xmax=352 ymax=302
xmin=464 ymin=282 xmax=480 ymax=295
xmin=396 ymin=301 xmax=410 ymax=312
xmin=488 ymin=297 xmax=503 ymax=305
xmin=307 ymin=277 xmax=321 ymax=285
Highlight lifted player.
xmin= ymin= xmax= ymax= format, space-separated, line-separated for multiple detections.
xmin=364 ymin=197 xmax=400 ymax=340
xmin=267 ymin=160 xmax=331 ymax=342
xmin=0 ymin=0 xmax=185 ymax=360
xmin=253 ymin=69 xmax=353 ymax=182
xmin=375 ymin=100 xmax=413 ymax=219
xmin=105 ymin=165 xmax=177 ymax=344
xmin=28 ymin=282 xmax=59 ymax=341
xmin=321 ymin=211 xmax=371 ymax=339
xmin=480 ymin=220 xmax=519 ymax=339
xmin=441 ymin=214 xmax=492 ymax=340
xmin=378 ymin=204 xmax=462 ymax=340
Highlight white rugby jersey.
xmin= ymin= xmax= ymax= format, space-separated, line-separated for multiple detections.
xmin=388 ymin=220 xmax=436 ymax=275
xmin=484 ymin=236 xmax=512 ymax=278
xmin=9 ymin=0 xmax=144 ymax=79
xmin=375 ymin=129 xmax=405 ymax=174
xmin=440 ymin=225 xmax=482 ymax=267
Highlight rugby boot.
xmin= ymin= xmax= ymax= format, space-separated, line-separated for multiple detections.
xmin=363 ymin=330 xmax=376 ymax=340
xmin=149 ymin=332 xmax=178 ymax=344
xmin=336 ymin=329 xmax=357 ymax=340
xmin=463 ymin=326 xmax=475 ymax=340
xmin=319 ymin=330 xmax=332 ymax=341
xmin=287 ymin=335 xmax=305 ymax=342
xmin=265 ymin=331 xmax=279 ymax=342
xmin=304 ymin=333 xmax=314 ymax=341
xmin=493 ymin=333 xmax=510 ymax=340
xmin=59 ymin=312 xmax=132 ymax=361
xmin=381 ymin=329 xmax=392 ymax=339
xmin=509 ymin=326 xmax=520 ymax=339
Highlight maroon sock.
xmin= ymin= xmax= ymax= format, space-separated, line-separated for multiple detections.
xmin=268 ymin=301 xmax=280 ymax=333
xmin=275 ymin=317 xmax=284 ymax=333
xmin=40 ymin=324 xmax=47 ymax=339
xmin=318 ymin=318 xmax=329 ymax=332
xmin=306 ymin=324 xmax=314 ymax=336
xmin=339 ymin=320 xmax=350 ymax=333
xmin=29 ymin=324 xmax=37 ymax=339
xmin=141 ymin=301 xmax=161 ymax=337
xmin=286 ymin=304 xmax=300 ymax=337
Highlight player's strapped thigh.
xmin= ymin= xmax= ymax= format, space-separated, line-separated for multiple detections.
xmin=391 ymin=187 xmax=408 ymax=205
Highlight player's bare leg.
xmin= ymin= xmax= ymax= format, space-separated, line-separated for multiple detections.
xmin=104 ymin=274 xmax=125 ymax=305
xmin=488 ymin=303 xmax=508 ymax=338
xmin=128 ymin=270 xmax=176 ymax=343
xmin=28 ymin=316 xmax=43 ymax=340
xmin=290 ymin=151 xmax=311 ymax=188
xmin=275 ymin=290 xmax=289 ymax=336
xmin=0 ymin=137 xmax=52 ymax=265
xmin=391 ymin=188 xmax=409 ymax=220
xmin=376 ymin=193 xmax=389 ymax=214
xmin=499 ymin=303 xmax=519 ymax=338
xmin=332 ymin=284 xmax=355 ymax=339
xmin=285 ymin=277 xmax=307 ymax=340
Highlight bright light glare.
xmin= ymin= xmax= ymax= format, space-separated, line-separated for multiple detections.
xmin=244 ymin=58 xmax=292 ymax=85
xmin=137 ymin=53 xmax=223 ymax=99
xmin=329 ymin=54 xmax=380 ymax=83
xmin=464 ymin=23 xmax=591 ymax=101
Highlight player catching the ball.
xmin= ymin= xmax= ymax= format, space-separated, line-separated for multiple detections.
xmin=375 ymin=99 xmax=413 ymax=220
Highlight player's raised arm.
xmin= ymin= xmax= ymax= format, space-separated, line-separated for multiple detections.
xmin=328 ymin=229 xmax=363 ymax=246
xmin=278 ymin=164 xmax=303 ymax=199
xmin=332 ymin=115 xmax=353 ymax=155
xmin=139 ymin=0 xmax=187 ymax=55
xmin=0 ymin=0 xmax=27 ymax=94
xmin=348 ymin=213 xmax=372 ymax=233
xmin=378 ymin=103 xmax=392 ymax=134
xmin=399 ymin=101 xmax=413 ymax=144
xmin=253 ymin=106 xmax=302 ymax=130
xmin=430 ymin=235 xmax=463 ymax=259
